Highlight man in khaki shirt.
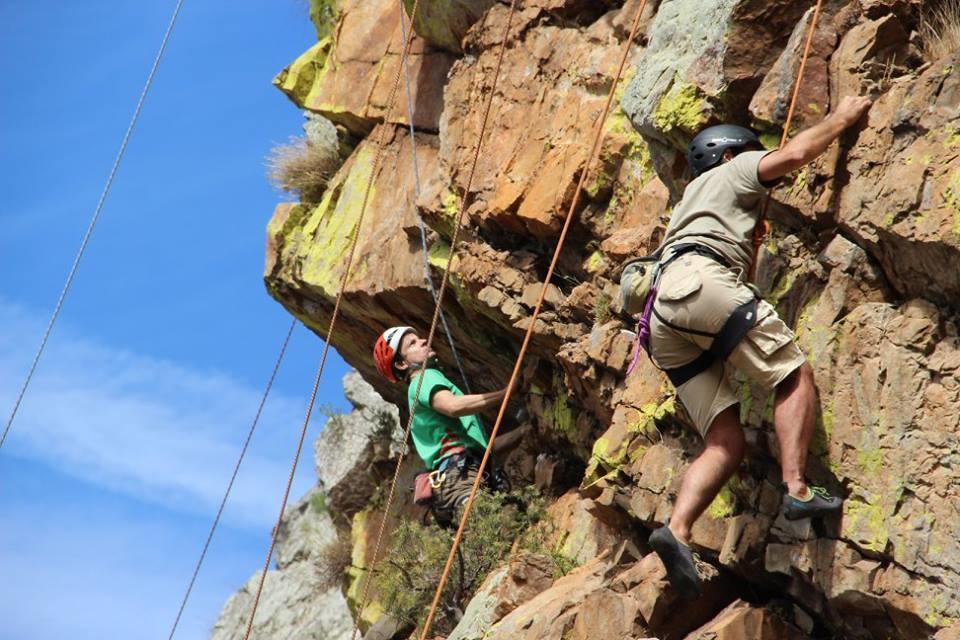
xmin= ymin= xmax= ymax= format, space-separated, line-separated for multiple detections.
xmin=641 ymin=96 xmax=872 ymax=599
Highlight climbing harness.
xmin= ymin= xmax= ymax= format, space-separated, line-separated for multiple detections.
xmin=417 ymin=0 xmax=651 ymax=636
xmin=622 ymin=243 xmax=758 ymax=381
xmin=1 ymin=0 xmax=186 ymax=451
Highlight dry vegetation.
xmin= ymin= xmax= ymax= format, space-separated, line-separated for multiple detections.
xmin=267 ymin=135 xmax=341 ymax=204
xmin=316 ymin=537 xmax=353 ymax=592
xmin=920 ymin=0 xmax=960 ymax=62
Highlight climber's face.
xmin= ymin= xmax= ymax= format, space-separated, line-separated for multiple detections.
xmin=395 ymin=331 xmax=435 ymax=375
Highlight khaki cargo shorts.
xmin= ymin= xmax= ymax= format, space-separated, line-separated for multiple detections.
xmin=649 ymin=253 xmax=805 ymax=437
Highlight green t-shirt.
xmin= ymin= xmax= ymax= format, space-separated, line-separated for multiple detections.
xmin=407 ymin=367 xmax=488 ymax=470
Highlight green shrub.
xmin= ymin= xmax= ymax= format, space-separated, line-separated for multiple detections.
xmin=372 ymin=488 xmax=572 ymax=635
xmin=308 ymin=0 xmax=339 ymax=41
xmin=593 ymin=291 xmax=613 ymax=327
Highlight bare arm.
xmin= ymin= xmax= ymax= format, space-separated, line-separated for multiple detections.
xmin=431 ymin=388 xmax=507 ymax=418
xmin=758 ymin=96 xmax=872 ymax=183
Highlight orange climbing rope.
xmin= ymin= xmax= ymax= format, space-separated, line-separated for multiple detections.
xmin=240 ymin=2 xmax=427 ymax=638
xmin=348 ymin=2 xmax=520 ymax=638
xmin=749 ymin=0 xmax=825 ymax=282
xmin=417 ymin=0 xmax=650 ymax=636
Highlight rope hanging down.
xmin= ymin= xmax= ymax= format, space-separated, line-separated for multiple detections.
xmin=349 ymin=2 xmax=519 ymax=638
xmin=0 ymin=0 xmax=186 ymax=451
xmin=399 ymin=4 xmax=472 ymax=394
xmin=417 ymin=1 xmax=649 ymax=636
xmin=241 ymin=2 xmax=429 ymax=638
xmin=166 ymin=319 xmax=296 ymax=640
xmin=748 ymin=0 xmax=824 ymax=281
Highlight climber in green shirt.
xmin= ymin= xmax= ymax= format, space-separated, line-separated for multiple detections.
xmin=373 ymin=326 xmax=527 ymax=521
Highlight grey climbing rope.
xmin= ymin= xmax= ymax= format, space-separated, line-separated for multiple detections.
xmin=397 ymin=0 xmax=473 ymax=394
xmin=0 ymin=0 xmax=187 ymax=451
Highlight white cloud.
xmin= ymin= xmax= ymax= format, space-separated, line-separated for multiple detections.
xmin=0 ymin=479 xmax=261 ymax=640
xmin=0 ymin=298 xmax=328 ymax=530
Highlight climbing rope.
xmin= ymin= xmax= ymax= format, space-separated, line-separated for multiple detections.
xmin=0 ymin=0 xmax=186 ymax=451
xmin=166 ymin=319 xmax=296 ymax=640
xmin=240 ymin=2 xmax=429 ymax=638
xmin=417 ymin=0 xmax=650 ymax=637
xmin=749 ymin=0 xmax=824 ymax=282
xmin=348 ymin=2 xmax=519 ymax=638
xmin=399 ymin=2 xmax=472 ymax=394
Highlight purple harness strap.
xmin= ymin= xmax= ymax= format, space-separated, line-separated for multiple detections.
xmin=626 ymin=284 xmax=657 ymax=375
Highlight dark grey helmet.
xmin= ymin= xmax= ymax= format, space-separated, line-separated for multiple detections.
xmin=687 ymin=124 xmax=762 ymax=177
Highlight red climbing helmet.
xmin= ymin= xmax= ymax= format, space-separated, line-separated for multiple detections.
xmin=373 ymin=326 xmax=414 ymax=383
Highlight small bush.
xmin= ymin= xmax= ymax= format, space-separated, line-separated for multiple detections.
xmin=267 ymin=135 xmax=340 ymax=203
xmin=372 ymin=488 xmax=569 ymax=635
xmin=920 ymin=0 xmax=960 ymax=62
xmin=308 ymin=0 xmax=339 ymax=41
xmin=316 ymin=537 xmax=353 ymax=592
xmin=310 ymin=491 xmax=328 ymax=514
xmin=593 ymin=291 xmax=613 ymax=327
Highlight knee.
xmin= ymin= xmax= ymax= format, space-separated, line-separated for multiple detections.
xmin=777 ymin=361 xmax=814 ymax=397
xmin=705 ymin=408 xmax=745 ymax=463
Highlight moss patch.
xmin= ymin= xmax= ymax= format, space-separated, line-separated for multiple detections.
xmin=550 ymin=375 xmax=575 ymax=439
xmin=309 ymin=0 xmax=339 ymax=41
xmin=427 ymin=240 xmax=451 ymax=271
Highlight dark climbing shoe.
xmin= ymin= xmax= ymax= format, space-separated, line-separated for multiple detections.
xmin=782 ymin=485 xmax=842 ymax=521
xmin=649 ymin=526 xmax=702 ymax=600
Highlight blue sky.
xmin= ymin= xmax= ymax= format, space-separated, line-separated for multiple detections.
xmin=0 ymin=2 xmax=352 ymax=638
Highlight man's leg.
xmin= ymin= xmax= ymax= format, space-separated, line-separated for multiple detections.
xmin=667 ymin=406 xmax=745 ymax=543
xmin=774 ymin=362 xmax=816 ymax=498
xmin=772 ymin=360 xmax=842 ymax=518
xmin=649 ymin=405 xmax=744 ymax=599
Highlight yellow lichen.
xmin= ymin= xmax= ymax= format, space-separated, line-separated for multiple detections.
xmin=706 ymin=477 xmax=740 ymax=520
xmin=843 ymin=498 xmax=889 ymax=553
xmin=651 ymin=78 xmax=711 ymax=139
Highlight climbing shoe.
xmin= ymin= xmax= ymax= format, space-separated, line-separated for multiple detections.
xmin=649 ymin=526 xmax=702 ymax=600
xmin=782 ymin=485 xmax=842 ymax=521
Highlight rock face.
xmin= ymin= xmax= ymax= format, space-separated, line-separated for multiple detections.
xmin=314 ymin=371 xmax=405 ymax=521
xmin=211 ymin=372 xmax=406 ymax=640
xmin=210 ymin=488 xmax=353 ymax=640
xmin=248 ymin=0 xmax=960 ymax=638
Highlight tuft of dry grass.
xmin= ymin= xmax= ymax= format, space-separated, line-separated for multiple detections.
xmin=315 ymin=537 xmax=352 ymax=592
xmin=267 ymin=135 xmax=340 ymax=203
xmin=920 ymin=0 xmax=960 ymax=62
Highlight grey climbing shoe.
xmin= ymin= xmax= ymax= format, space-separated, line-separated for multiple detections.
xmin=649 ymin=526 xmax=702 ymax=600
xmin=782 ymin=485 xmax=842 ymax=521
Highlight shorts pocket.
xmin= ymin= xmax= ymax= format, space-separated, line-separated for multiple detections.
xmin=658 ymin=271 xmax=702 ymax=302
xmin=744 ymin=312 xmax=794 ymax=357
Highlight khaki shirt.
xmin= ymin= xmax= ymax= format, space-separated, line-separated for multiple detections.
xmin=658 ymin=150 xmax=773 ymax=275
